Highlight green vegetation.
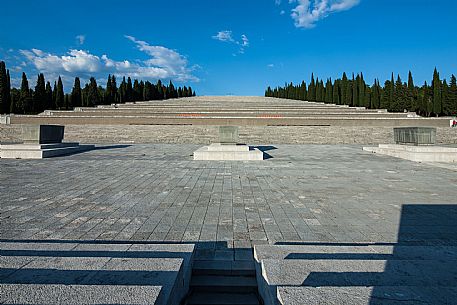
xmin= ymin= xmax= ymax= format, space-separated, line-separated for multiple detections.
xmin=0 ymin=61 xmax=196 ymax=114
xmin=265 ymin=70 xmax=457 ymax=117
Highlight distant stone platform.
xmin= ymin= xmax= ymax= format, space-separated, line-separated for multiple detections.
xmin=2 ymin=96 xmax=452 ymax=127
xmin=363 ymin=144 xmax=457 ymax=163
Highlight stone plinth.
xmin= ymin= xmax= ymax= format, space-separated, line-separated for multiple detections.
xmin=363 ymin=144 xmax=457 ymax=163
xmin=194 ymin=144 xmax=263 ymax=161
xmin=22 ymin=124 xmax=65 ymax=144
xmin=0 ymin=143 xmax=95 ymax=159
xmin=0 ymin=124 xmax=94 ymax=159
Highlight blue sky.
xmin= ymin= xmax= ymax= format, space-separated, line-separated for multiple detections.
xmin=0 ymin=0 xmax=456 ymax=95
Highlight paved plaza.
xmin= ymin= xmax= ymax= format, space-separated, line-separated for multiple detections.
xmin=2 ymin=144 xmax=456 ymax=247
xmin=1 ymin=144 xmax=457 ymax=304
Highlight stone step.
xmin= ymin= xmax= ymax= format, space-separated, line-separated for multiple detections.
xmin=186 ymin=292 xmax=259 ymax=305
xmin=259 ymin=259 xmax=457 ymax=287
xmin=0 ymin=242 xmax=196 ymax=305
xmin=276 ymin=286 xmax=457 ymax=305
xmin=257 ymin=258 xmax=457 ymax=305
xmin=254 ymin=244 xmax=457 ymax=262
xmin=0 ymin=144 xmax=95 ymax=159
xmin=191 ymin=275 xmax=258 ymax=293
xmin=192 ymin=260 xmax=256 ymax=276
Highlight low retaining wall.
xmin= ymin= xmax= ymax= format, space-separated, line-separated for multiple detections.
xmin=2 ymin=124 xmax=456 ymax=145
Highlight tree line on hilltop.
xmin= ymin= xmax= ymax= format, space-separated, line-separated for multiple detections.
xmin=265 ymin=70 xmax=457 ymax=117
xmin=0 ymin=61 xmax=196 ymax=115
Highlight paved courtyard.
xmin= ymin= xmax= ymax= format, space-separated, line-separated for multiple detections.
xmin=2 ymin=144 xmax=457 ymax=304
xmin=2 ymin=144 xmax=456 ymax=249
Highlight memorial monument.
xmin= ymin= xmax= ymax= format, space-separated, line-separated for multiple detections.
xmin=193 ymin=126 xmax=264 ymax=160
xmin=363 ymin=127 xmax=457 ymax=163
xmin=0 ymin=125 xmax=94 ymax=159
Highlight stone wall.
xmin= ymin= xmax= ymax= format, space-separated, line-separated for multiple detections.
xmin=2 ymin=124 xmax=456 ymax=145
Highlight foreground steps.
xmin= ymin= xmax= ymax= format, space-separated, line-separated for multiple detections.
xmin=254 ymin=244 xmax=457 ymax=305
xmin=0 ymin=241 xmax=195 ymax=305
xmin=185 ymin=259 xmax=261 ymax=305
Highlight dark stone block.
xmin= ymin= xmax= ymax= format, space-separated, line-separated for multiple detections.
xmin=21 ymin=125 xmax=65 ymax=144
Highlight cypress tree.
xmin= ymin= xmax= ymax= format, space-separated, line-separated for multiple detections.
xmin=0 ymin=61 xmax=11 ymax=114
xmin=371 ymin=79 xmax=381 ymax=109
xmin=447 ymin=75 xmax=457 ymax=116
xmin=157 ymin=80 xmax=164 ymax=99
xmin=55 ymin=76 xmax=64 ymax=109
xmin=352 ymin=74 xmax=359 ymax=107
xmin=341 ymin=73 xmax=349 ymax=105
xmin=133 ymin=79 xmax=141 ymax=102
xmin=407 ymin=71 xmax=417 ymax=112
xmin=111 ymin=75 xmax=118 ymax=103
xmin=139 ymin=81 xmax=145 ymax=101
xmin=392 ymin=75 xmax=406 ymax=112
xmin=64 ymin=94 xmax=70 ymax=110
xmin=432 ymin=68 xmax=442 ymax=116
xmin=87 ymin=77 xmax=100 ymax=106
xmin=52 ymin=81 xmax=57 ymax=108
xmin=359 ymin=73 xmax=366 ymax=107
xmin=332 ymin=80 xmax=340 ymax=104
xmin=45 ymin=81 xmax=53 ymax=110
xmin=308 ymin=74 xmax=316 ymax=101
xmin=442 ymin=80 xmax=449 ymax=116
xmin=118 ymin=77 xmax=126 ymax=103
xmin=351 ymin=73 xmax=359 ymax=107
xmin=105 ymin=75 xmax=113 ymax=104
xmin=126 ymin=77 xmax=133 ymax=102
xmin=143 ymin=81 xmax=153 ymax=101
xmin=71 ymin=77 xmax=82 ymax=108
xmin=5 ymin=69 xmax=11 ymax=113
xmin=19 ymin=72 xmax=32 ymax=114
xmin=325 ymin=79 xmax=332 ymax=103
xmin=33 ymin=74 xmax=46 ymax=113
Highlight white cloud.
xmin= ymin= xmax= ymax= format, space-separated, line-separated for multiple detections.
xmin=212 ymin=31 xmax=235 ymax=43
xmin=76 ymin=35 xmax=85 ymax=45
xmin=212 ymin=31 xmax=250 ymax=54
xmin=19 ymin=36 xmax=198 ymax=86
xmin=289 ymin=0 xmax=360 ymax=28
xmin=267 ymin=64 xmax=275 ymax=68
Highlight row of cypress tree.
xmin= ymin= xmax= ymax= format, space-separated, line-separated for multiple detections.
xmin=265 ymin=70 xmax=457 ymax=117
xmin=0 ymin=61 xmax=196 ymax=114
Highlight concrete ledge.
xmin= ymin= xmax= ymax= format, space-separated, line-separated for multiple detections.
xmin=363 ymin=144 xmax=457 ymax=163
xmin=207 ymin=143 xmax=250 ymax=152
xmin=194 ymin=145 xmax=264 ymax=160
xmin=0 ymin=143 xmax=95 ymax=159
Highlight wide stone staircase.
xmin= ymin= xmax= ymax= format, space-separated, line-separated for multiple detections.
xmin=253 ymin=244 xmax=457 ymax=305
xmin=4 ymin=96 xmax=442 ymax=127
